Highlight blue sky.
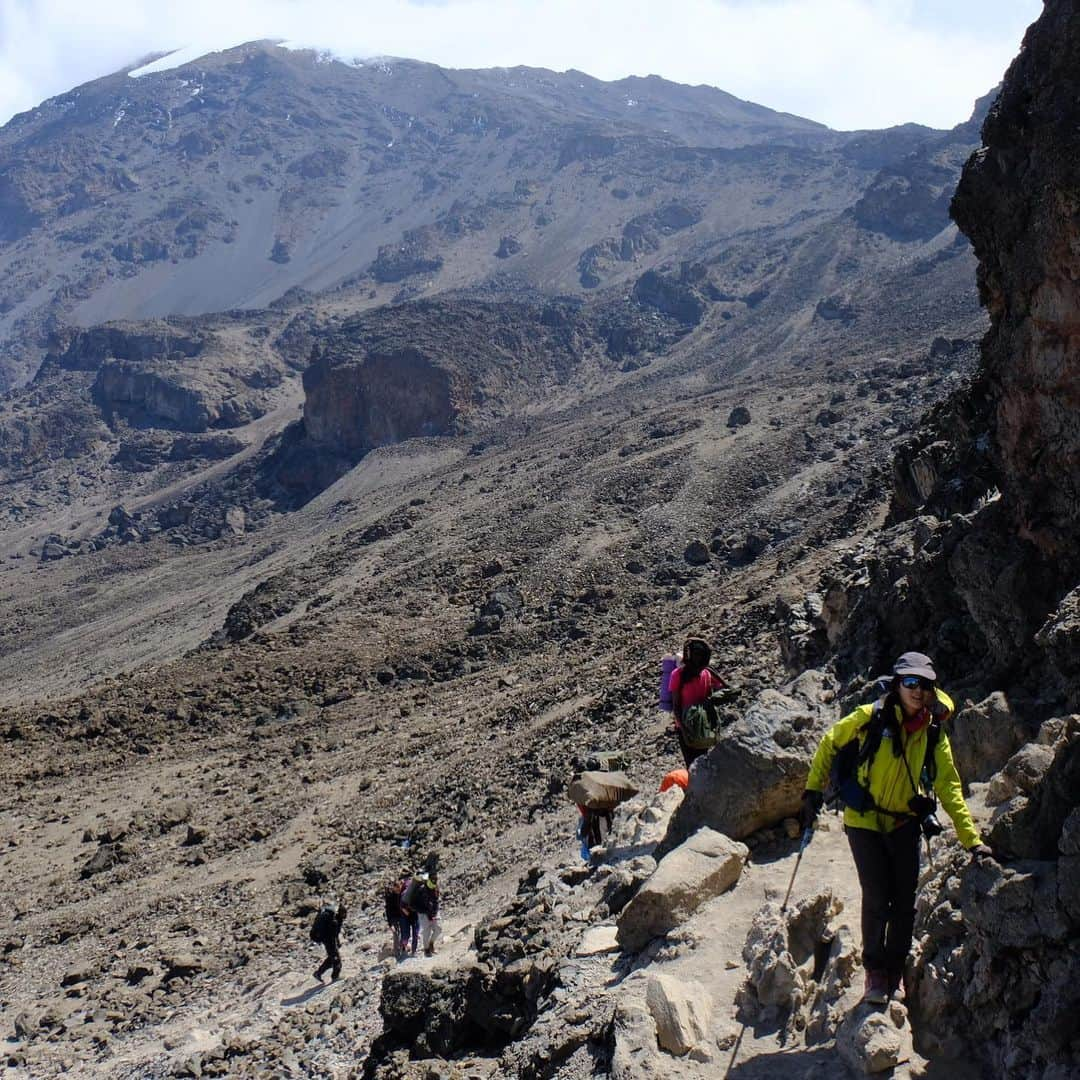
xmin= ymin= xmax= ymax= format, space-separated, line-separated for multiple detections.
xmin=0 ymin=0 xmax=1043 ymax=130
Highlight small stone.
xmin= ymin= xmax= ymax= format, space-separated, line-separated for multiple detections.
xmin=645 ymin=973 xmax=712 ymax=1056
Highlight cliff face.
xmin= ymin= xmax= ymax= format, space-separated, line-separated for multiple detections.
xmin=952 ymin=4 xmax=1080 ymax=571
xmin=302 ymin=349 xmax=458 ymax=455
xmin=47 ymin=321 xmax=290 ymax=433
xmin=843 ymin=5 xmax=1080 ymax=1074
xmin=294 ymin=297 xmax=628 ymax=466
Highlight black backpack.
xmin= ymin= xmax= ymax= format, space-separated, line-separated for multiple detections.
xmin=311 ymin=905 xmax=336 ymax=943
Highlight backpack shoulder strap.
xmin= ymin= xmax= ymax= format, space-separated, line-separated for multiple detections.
xmin=856 ymin=699 xmax=888 ymax=766
xmin=923 ymin=719 xmax=942 ymax=784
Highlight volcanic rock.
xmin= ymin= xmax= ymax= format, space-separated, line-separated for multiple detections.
xmin=836 ymin=1001 xmax=914 ymax=1074
xmin=616 ymin=827 xmax=747 ymax=952
xmin=661 ymin=688 xmax=823 ymax=848
xmin=644 ymin=972 xmax=711 ymax=1056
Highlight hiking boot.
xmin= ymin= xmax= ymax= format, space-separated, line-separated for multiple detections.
xmin=314 ymin=968 xmax=325 ymax=983
xmin=887 ymin=969 xmax=906 ymax=1001
xmin=424 ymin=944 xmax=435 ymax=957
xmin=862 ymin=970 xmax=889 ymax=1005
xmin=331 ymin=963 xmax=341 ymax=981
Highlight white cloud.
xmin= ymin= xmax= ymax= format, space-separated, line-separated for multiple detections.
xmin=0 ymin=0 xmax=1041 ymax=130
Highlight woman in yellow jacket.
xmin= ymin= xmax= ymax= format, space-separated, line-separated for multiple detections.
xmin=800 ymin=652 xmax=992 ymax=1005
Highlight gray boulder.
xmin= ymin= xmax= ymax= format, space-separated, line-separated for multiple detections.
xmin=661 ymin=689 xmax=823 ymax=849
xmin=617 ymin=827 xmax=747 ymax=952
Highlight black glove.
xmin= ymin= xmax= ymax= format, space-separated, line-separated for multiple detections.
xmin=800 ymin=790 xmax=824 ymax=831
xmin=969 ymin=843 xmax=996 ymax=861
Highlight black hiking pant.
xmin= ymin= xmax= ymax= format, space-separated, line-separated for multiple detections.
xmin=677 ymin=730 xmax=706 ymax=768
xmin=315 ymin=937 xmax=341 ymax=980
xmin=846 ymin=820 xmax=920 ymax=982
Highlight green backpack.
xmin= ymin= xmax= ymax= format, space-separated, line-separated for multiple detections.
xmin=681 ymin=698 xmax=721 ymax=750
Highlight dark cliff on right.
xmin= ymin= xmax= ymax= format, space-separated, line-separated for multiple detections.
xmin=844 ymin=2 xmax=1080 ymax=1074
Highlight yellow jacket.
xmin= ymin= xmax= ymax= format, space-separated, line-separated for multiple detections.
xmin=805 ymin=690 xmax=981 ymax=849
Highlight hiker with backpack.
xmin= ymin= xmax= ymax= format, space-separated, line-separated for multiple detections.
xmin=311 ymin=900 xmax=347 ymax=982
xmin=799 ymin=652 xmax=992 ymax=1005
xmin=668 ymin=637 xmax=728 ymax=766
xmin=413 ymin=872 xmax=442 ymax=956
xmin=398 ymin=875 xmax=421 ymax=957
xmin=384 ymin=873 xmax=407 ymax=958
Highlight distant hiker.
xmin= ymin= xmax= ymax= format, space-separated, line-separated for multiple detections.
xmin=398 ymin=876 xmax=420 ymax=956
xmin=576 ymin=804 xmax=613 ymax=861
xmin=568 ymin=768 xmax=635 ymax=861
xmin=800 ymin=652 xmax=992 ymax=1006
xmin=413 ymin=872 xmax=442 ymax=956
xmin=311 ymin=900 xmax=347 ymax=982
xmin=384 ymin=874 xmax=406 ymax=958
xmin=668 ymin=637 xmax=728 ymax=766
xmin=659 ymin=767 xmax=690 ymax=793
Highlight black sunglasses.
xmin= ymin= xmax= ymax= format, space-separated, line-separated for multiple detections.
xmin=898 ymin=675 xmax=934 ymax=691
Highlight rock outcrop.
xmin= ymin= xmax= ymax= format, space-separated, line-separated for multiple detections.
xmin=660 ymin=682 xmax=829 ymax=850
xmin=951 ymin=1 xmax=1080 ymax=574
xmin=805 ymin=10 xmax=1080 ymax=1073
xmin=737 ymin=891 xmax=857 ymax=1042
xmin=616 ymin=827 xmax=747 ymax=952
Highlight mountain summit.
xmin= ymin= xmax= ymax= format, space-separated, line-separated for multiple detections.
xmin=0 ymin=41 xmax=960 ymax=389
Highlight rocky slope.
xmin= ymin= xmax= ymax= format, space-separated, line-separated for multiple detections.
xmin=355 ymin=3 xmax=1080 ymax=1075
xmin=0 ymin=42 xmax=985 ymax=389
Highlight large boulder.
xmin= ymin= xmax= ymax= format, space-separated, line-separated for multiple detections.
xmin=837 ymin=1002 xmax=914 ymax=1074
xmin=660 ymin=689 xmax=822 ymax=850
xmin=616 ymin=827 xmax=747 ymax=952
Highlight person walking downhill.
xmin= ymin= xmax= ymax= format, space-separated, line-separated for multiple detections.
xmin=311 ymin=900 xmax=347 ymax=982
xmin=668 ymin=637 xmax=727 ymax=767
xmin=384 ymin=873 xmax=406 ymax=958
xmin=800 ymin=652 xmax=993 ymax=1005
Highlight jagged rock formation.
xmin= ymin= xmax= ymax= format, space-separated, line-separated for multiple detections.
xmin=300 ymin=299 xmax=599 ymax=459
xmin=951 ymin=8 xmax=1080 ymax=575
xmin=810 ymin=3 xmax=1080 ymax=1075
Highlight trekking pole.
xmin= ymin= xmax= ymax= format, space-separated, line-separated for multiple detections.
xmin=780 ymin=827 xmax=813 ymax=913
xmin=722 ymin=1021 xmax=747 ymax=1079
